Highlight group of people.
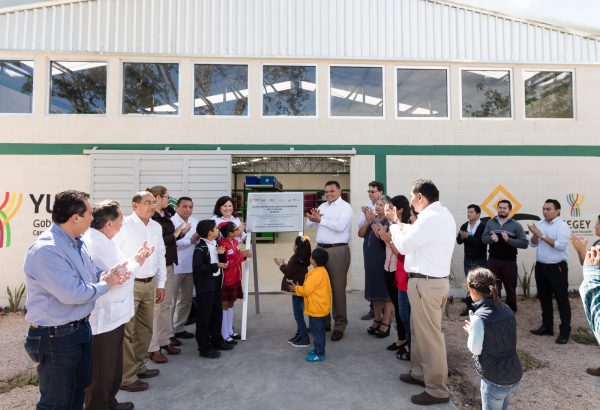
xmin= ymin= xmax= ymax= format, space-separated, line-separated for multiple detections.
xmin=21 ymin=178 xmax=600 ymax=409
xmin=23 ymin=189 xmax=252 ymax=410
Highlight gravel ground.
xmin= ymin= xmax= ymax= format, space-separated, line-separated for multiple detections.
xmin=1 ymin=296 xmax=599 ymax=409
xmin=443 ymin=296 xmax=600 ymax=410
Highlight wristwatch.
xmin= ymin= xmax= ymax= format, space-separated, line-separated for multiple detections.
xmin=541 ymin=234 xmax=546 ymax=240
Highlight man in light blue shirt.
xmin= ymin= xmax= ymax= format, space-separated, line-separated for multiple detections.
xmin=528 ymin=199 xmax=572 ymax=344
xmin=23 ymin=190 xmax=129 ymax=410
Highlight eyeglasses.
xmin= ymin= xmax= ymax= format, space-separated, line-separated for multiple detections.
xmin=142 ymin=200 xmax=158 ymax=205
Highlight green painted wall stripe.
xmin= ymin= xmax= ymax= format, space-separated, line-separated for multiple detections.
xmin=374 ymin=154 xmax=387 ymax=188
xmin=1 ymin=143 xmax=600 ymax=156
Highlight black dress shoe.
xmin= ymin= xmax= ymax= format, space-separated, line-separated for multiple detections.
xmin=399 ymin=373 xmax=425 ymax=387
xmin=199 ymin=349 xmax=221 ymax=359
xmin=213 ymin=342 xmax=234 ymax=350
xmin=331 ymin=330 xmax=343 ymax=342
xmin=555 ymin=334 xmax=569 ymax=344
xmin=410 ymin=391 xmax=450 ymax=405
xmin=169 ymin=337 xmax=182 ymax=346
xmin=111 ymin=402 xmax=134 ymax=410
xmin=530 ymin=326 xmax=554 ymax=336
xmin=175 ymin=330 xmax=195 ymax=339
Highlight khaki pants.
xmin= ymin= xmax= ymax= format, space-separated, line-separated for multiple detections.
xmin=172 ymin=272 xmax=194 ymax=334
xmin=408 ymin=277 xmax=450 ymax=399
xmin=323 ymin=245 xmax=351 ymax=333
xmin=122 ymin=278 xmax=155 ymax=386
xmin=149 ymin=264 xmax=175 ymax=352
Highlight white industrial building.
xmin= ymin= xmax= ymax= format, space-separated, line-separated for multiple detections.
xmin=1 ymin=0 xmax=599 ymax=304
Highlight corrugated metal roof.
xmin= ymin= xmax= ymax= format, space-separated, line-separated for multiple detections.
xmin=1 ymin=0 xmax=599 ymax=63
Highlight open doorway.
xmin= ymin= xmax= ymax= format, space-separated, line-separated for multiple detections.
xmin=230 ymin=155 xmax=351 ymax=292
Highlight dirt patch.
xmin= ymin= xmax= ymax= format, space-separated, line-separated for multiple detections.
xmin=443 ymin=296 xmax=600 ymax=410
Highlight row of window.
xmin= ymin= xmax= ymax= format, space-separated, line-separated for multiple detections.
xmin=0 ymin=60 xmax=574 ymax=119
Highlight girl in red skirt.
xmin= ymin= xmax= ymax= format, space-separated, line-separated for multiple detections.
xmin=218 ymin=222 xmax=252 ymax=343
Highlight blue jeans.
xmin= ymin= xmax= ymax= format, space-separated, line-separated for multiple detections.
xmin=480 ymin=378 xmax=519 ymax=410
xmin=397 ymin=290 xmax=411 ymax=347
xmin=309 ymin=316 xmax=326 ymax=355
xmin=292 ymin=296 xmax=309 ymax=342
xmin=24 ymin=320 xmax=93 ymax=410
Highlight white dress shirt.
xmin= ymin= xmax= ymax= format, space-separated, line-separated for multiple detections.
xmin=357 ymin=201 xmax=376 ymax=229
xmin=201 ymin=238 xmax=222 ymax=277
xmin=211 ymin=215 xmax=247 ymax=242
xmin=530 ymin=217 xmax=571 ymax=264
xmin=83 ymin=228 xmax=140 ymax=335
xmin=171 ymin=213 xmax=198 ymax=274
xmin=390 ymin=201 xmax=456 ymax=277
xmin=306 ymin=196 xmax=353 ymax=245
xmin=113 ymin=212 xmax=167 ymax=288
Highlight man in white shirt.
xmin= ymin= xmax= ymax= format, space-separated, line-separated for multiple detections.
xmin=528 ymin=199 xmax=572 ymax=344
xmin=388 ymin=179 xmax=455 ymax=406
xmin=83 ymin=200 xmax=153 ymax=410
xmin=358 ymin=181 xmax=384 ymax=321
xmin=306 ymin=181 xmax=353 ymax=342
xmin=170 ymin=197 xmax=199 ymax=342
xmin=115 ymin=192 xmax=167 ymax=392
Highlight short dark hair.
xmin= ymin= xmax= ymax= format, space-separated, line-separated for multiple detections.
xmin=368 ymin=181 xmax=384 ymax=192
xmin=91 ymin=200 xmax=120 ymax=230
xmin=324 ymin=181 xmax=340 ymax=189
xmin=497 ymin=199 xmax=512 ymax=210
xmin=544 ymin=199 xmax=561 ymax=210
xmin=219 ymin=222 xmax=238 ymax=238
xmin=196 ymin=219 xmax=216 ymax=239
xmin=467 ymin=204 xmax=481 ymax=214
xmin=311 ymin=248 xmax=329 ymax=267
xmin=411 ymin=179 xmax=439 ymax=203
xmin=51 ymin=190 xmax=90 ymax=223
xmin=176 ymin=196 xmax=193 ymax=206
xmin=213 ymin=196 xmax=233 ymax=217
xmin=391 ymin=195 xmax=411 ymax=224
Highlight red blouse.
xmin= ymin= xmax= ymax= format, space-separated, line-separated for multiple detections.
xmin=218 ymin=238 xmax=246 ymax=286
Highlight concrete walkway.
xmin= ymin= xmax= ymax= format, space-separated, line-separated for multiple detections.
xmin=117 ymin=292 xmax=455 ymax=410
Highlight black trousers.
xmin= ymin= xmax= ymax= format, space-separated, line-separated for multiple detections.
xmin=535 ymin=261 xmax=571 ymax=335
xmin=84 ymin=324 xmax=125 ymax=410
xmin=487 ymin=258 xmax=519 ymax=312
xmin=383 ymin=270 xmax=406 ymax=340
xmin=194 ymin=276 xmax=224 ymax=353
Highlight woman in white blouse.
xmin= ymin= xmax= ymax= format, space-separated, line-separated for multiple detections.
xmin=211 ymin=196 xmax=247 ymax=242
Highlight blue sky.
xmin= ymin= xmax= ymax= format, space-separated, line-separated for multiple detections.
xmin=1 ymin=0 xmax=599 ymax=35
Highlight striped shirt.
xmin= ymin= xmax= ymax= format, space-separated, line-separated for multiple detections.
xmin=580 ymin=265 xmax=600 ymax=345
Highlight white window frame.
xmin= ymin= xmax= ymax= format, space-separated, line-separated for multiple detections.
xmin=191 ymin=61 xmax=251 ymax=119
xmin=120 ymin=59 xmax=181 ymax=117
xmin=0 ymin=58 xmax=35 ymax=116
xmin=394 ymin=65 xmax=450 ymax=120
xmin=522 ymin=68 xmax=576 ymax=121
xmin=47 ymin=58 xmax=109 ymax=116
xmin=328 ymin=64 xmax=385 ymax=120
xmin=260 ymin=62 xmax=318 ymax=119
xmin=459 ymin=67 xmax=514 ymax=121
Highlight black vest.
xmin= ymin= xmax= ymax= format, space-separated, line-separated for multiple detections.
xmin=472 ymin=298 xmax=523 ymax=385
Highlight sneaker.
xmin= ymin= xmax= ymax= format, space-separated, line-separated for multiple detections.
xmin=307 ymin=348 xmax=316 ymax=355
xmin=292 ymin=339 xmax=310 ymax=348
xmin=305 ymin=352 xmax=326 ymax=362
xmin=287 ymin=333 xmax=300 ymax=344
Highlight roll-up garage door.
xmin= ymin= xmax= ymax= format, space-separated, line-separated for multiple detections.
xmin=88 ymin=151 xmax=231 ymax=219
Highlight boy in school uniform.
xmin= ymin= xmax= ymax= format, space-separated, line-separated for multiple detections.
xmin=290 ymin=247 xmax=332 ymax=362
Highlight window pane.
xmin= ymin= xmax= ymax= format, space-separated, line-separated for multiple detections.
xmin=524 ymin=71 xmax=573 ymax=118
xmin=0 ymin=60 xmax=33 ymax=113
xmin=461 ymin=70 xmax=511 ymax=118
xmin=49 ymin=61 xmax=107 ymax=114
xmin=397 ymin=69 xmax=447 ymax=118
xmin=123 ymin=63 xmax=179 ymax=115
xmin=194 ymin=64 xmax=248 ymax=116
xmin=263 ymin=65 xmax=316 ymax=116
xmin=330 ymin=66 xmax=383 ymax=117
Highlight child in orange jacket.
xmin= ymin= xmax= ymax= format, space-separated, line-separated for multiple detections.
xmin=289 ymin=247 xmax=331 ymax=362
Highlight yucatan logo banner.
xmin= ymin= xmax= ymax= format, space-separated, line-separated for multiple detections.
xmin=0 ymin=192 xmax=24 ymax=248
xmin=566 ymin=193 xmax=584 ymax=217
